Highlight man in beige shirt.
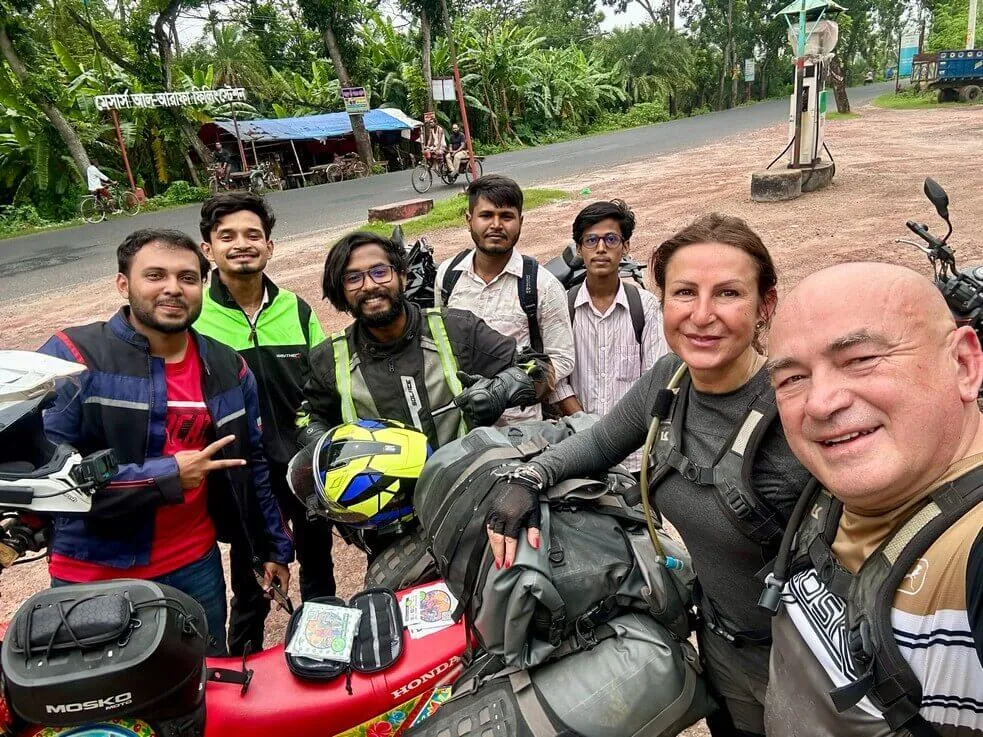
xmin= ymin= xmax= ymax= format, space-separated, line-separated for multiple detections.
xmin=435 ymin=175 xmax=574 ymax=422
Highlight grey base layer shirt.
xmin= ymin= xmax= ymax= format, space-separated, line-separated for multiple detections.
xmin=530 ymin=353 xmax=811 ymax=633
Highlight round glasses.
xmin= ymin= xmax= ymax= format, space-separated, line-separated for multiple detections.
xmin=581 ymin=233 xmax=624 ymax=250
xmin=343 ymin=264 xmax=395 ymax=290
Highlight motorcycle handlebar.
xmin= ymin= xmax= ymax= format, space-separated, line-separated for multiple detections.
xmin=906 ymin=220 xmax=945 ymax=249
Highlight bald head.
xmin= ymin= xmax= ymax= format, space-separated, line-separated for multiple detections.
xmin=768 ymin=261 xmax=983 ymax=513
xmin=774 ymin=262 xmax=955 ymax=347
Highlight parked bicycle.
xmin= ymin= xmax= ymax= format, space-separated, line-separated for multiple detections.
xmin=248 ymin=160 xmax=283 ymax=194
xmin=411 ymin=151 xmax=484 ymax=194
xmin=79 ymin=183 xmax=141 ymax=224
xmin=325 ymin=153 xmax=370 ymax=182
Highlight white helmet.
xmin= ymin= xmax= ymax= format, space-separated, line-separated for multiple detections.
xmin=0 ymin=351 xmax=114 ymax=514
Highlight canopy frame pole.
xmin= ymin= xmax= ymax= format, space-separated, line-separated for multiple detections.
xmin=291 ymin=140 xmax=307 ymax=186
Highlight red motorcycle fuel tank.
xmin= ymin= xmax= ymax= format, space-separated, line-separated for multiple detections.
xmin=11 ymin=585 xmax=466 ymax=737
xmin=203 ymin=602 xmax=464 ymax=737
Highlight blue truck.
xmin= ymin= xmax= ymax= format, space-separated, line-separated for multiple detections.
xmin=911 ymin=49 xmax=983 ymax=102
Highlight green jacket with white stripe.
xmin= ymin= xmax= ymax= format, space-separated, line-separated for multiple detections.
xmin=196 ymin=270 xmax=325 ymax=464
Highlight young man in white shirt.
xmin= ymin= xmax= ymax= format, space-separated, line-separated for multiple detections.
xmin=435 ymin=175 xmax=574 ymax=422
xmin=86 ymin=159 xmax=113 ymax=203
xmin=552 ymin=200 xmax=668 ymax=475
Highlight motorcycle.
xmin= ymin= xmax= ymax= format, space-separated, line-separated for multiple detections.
xmin=0 ymin=351 xmax=465 ymax=737
xmin=896 ymin=177 xmax=983 ymax=351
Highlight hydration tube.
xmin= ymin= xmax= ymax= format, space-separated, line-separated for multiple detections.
xmin=639 ymin=362 xmax=688 ymax=572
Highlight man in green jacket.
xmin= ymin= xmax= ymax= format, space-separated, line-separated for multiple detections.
xmin=195 ymin=192 xmax=331 ymax=656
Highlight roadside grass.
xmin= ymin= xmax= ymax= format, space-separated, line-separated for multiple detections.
xmin=826 ymin=111 xmax=861 ymax=120
xmin=362 ymin=188 xmax=571 ymax=239
xmin=872 ymin=91 xmax=983 ymax=110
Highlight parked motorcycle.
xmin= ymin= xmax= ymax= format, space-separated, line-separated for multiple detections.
xmin=896 ymin=177 xmax=983 ymax=349
xmin=0 ymin=351 xmax=465 ymax=737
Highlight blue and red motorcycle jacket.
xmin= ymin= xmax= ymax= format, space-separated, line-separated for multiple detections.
xmin=38 ymin=308 xmax=293 ymax=569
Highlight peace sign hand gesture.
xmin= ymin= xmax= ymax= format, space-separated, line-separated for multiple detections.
xmin=175 ymin=435 xmax=246 ymax=489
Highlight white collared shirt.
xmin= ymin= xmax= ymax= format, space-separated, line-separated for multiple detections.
xmin=435 ymin=248 xmax=574 ymax=422
xmin=552 ymin=280 xmax=667 ymax=471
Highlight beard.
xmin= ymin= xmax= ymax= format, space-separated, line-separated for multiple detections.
xmin=353 ymin=291 xmax=406 ymax=328
xmin=471 ymin=227 xmax=520 ymax=255
xmin=129 ymin=296 xmax=202 ymax=334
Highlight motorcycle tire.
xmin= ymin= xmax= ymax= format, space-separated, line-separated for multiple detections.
xmin=364 ymin=526 xmax=440 ymax=591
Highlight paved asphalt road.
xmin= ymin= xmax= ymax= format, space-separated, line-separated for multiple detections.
xmin=0 ymin=82 xmax=891 ymax=302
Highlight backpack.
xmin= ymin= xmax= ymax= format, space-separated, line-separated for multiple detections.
xmin=649 ymin=362 xmax=787 ymax=548
xmin=567 ymin=281 xmax=646 ymax=356
xmin=441 ymin=250 xmax=543 ymax=353
xmin=406 ymin=611 xmax=713 ymax=737
xmin=759 ymin=465 xmax=983 ymax=737
xmin=413 ymin=417 xmax=694 ymax=670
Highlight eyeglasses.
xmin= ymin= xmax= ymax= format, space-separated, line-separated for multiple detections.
xmin=581 ymin=233 xmax=624 ymax=250
xmin=343 ymin=264 xmax=395 ymax=289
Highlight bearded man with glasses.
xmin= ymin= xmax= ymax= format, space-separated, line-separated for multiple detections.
xmin=296 ymin=231 xmax=553 ymax=560
xmin=550 ymin=200 xmax=668 ymax=478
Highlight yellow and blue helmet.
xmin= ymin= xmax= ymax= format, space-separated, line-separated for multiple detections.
xmin=288 ymin=419 xmax=432 ymax=529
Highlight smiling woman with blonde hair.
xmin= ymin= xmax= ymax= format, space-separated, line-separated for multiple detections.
xmin=481 ymin=213 xmax=812 ymax=737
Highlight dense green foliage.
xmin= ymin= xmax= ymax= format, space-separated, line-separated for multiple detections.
xmin=0 ymin=0 xmax=942 ymax=234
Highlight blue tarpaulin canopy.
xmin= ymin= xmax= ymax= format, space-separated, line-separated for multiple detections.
xmin=213 ymin=108 xmax=422 ymax=142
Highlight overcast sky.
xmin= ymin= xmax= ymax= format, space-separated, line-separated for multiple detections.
xmin=175 ymin=1 xmax=653 ymax=48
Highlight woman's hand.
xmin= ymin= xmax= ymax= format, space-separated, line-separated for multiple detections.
xmin=485 ymin=468 xmax=543 ymax=569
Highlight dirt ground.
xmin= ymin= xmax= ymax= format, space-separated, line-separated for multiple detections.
xmin=2 ymin=102 xmax=982 ymax=736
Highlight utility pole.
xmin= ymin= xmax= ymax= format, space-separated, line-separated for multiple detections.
xmin=438 ymin=0 xmax=478 ymax=180
xmin=895 ymin=24 xmax=903 ymax=93
xmin=84 ymin=0 xmax=138 ymax=191
xmin=968 ymin=0 xmax=978 ymax=48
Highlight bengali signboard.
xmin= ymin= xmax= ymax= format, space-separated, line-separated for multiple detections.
xmin=94 ymin=87 xmax=247 ymax=111
xmin=341 ymin=87 xmax=370 ymax=114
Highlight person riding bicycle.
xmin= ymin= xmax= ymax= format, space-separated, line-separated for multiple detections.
xmin=213 ymin=142 xmax=232 ymax=185
xmin=422 ymin=119 xmax=446 ymax=164
xmin=445 ymin=123 xmax=467 ymax=175
xmin=86 ymin=159 xmax=114 ymax=205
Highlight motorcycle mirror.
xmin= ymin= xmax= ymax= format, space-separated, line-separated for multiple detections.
xmin=391 ymin=225 xmax=405 ymax=248
xmin=924 ymin=178 xmax=949 ymax=220
xmin=562 ymin=241 xmax=584 ymax=269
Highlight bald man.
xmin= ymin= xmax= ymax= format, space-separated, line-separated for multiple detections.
xmin=763 ymin=262 xmax=983 ymax=737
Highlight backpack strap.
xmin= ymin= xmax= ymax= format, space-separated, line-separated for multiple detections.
xmin=710 ymin=392 xmax=787 ymax=547
xmin=650 ymin=366 xmax=787 ymax=548
xmin=440 ymin=250 xmax=470 ymax=306
xmin=424 ymin=308 xmax=467 ymax=439
xmin=519 ymin=255 xmax=543 ymax=354
xmin=828 ymin=466 xmax=983 ymax=736
xmin=567 ymin=283 xmax=581 ymax=326
xmin=623 ymin=283 xmax=646 ymax=348
xmin=297 ymin=299 xmax=312 ymax=348
xmin=330 ymin=330 xmax=357 ymax=423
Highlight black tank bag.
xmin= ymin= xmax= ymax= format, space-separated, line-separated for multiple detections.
xmin=2 ymin=580 xmax=208 ymax=737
